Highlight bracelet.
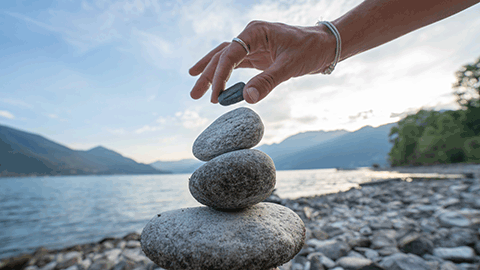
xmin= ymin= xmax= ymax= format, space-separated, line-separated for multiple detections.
xmin=316 ymin=21 xmax=341 ymax=75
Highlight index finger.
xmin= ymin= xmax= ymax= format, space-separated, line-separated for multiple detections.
xmin=189 ymin=42 xmax=229 ymax=76
xmin=211 ymin=42 xmax=248 ymax=103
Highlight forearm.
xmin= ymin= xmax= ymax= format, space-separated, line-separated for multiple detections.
xmin=331 ymin=0 xmax=480 ymax=61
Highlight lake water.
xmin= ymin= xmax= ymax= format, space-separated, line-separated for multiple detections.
xmin=0 ymin=168 xmax=452 ymax=259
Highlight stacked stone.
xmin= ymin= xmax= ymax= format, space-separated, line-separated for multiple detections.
xmin=141 ymin=107 xmax=306 ymax=270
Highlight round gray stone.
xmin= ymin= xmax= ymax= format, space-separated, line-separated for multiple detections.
xmin=189 ymin=149 xmax=276 ymax=210
xmin=192 ymin=107 xmax=264 ymax=161
xmin=141 ymin=202 xmax=305 ymax=270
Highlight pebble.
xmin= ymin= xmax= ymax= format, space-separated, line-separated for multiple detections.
xmin=433 ymin=246 xmax=477 ymax=263
xmin=379 ymin=253 xmax=431 ymax=270
xmin=192 ymin=107 xmax=264 ymax=161
xmin=3 ymin=170 xmax=480 ymax=270
xmin=141 ymin=203 xmax=305 ymax=270
xmin=218 ymin=82 xmax=245 ymax=106
xmin=189 ymin=149 xmax=276 ymax=209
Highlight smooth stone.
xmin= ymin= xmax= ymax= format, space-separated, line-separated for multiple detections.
xmin=336 ymin=257 xmax=377 ymax=270
xmin=371 ymin=230 xmax=397 ymax=249
xmin=141 ymin=203 xmax=305 ymax=270
xmin=189 ymin=149 xmax=275 ymax=209
xmin=379 ymin=253 xmax=430 ymax=270
xmin=398 ymin=233 xmax=434 ymax=256
xmin=218 ymin=82 xmax=245 ymax=106
xmin=306 ymin=239 xmax=350 ymax=260
xmin=437 ymin=211 xmax=471 ymax=228
xmin=192 ymin=107 xmax=264 ymax=161
xmin=307 ymin=252 xmax=336 ymax=269
xmin=432 ymin=246 xmax=476 ymax=263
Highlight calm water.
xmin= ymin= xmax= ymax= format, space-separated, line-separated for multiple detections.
xmin=0 ymin=168 xmax=452 ymax=259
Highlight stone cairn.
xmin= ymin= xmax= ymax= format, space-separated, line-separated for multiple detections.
xmin=141 ymin=107 xmax=306 ymax=270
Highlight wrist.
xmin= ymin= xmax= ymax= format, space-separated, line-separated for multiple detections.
xmin=310 ymin=23 xmax=339 ymax=74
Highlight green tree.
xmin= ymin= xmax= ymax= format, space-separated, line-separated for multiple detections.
xmin=453 ymin=56 xmax=480 ymax=136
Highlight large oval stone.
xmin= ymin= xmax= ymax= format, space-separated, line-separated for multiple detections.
xmin=192 ymin=107 xmax=264 ymax=161
xmin=141 ymin=203 xmax=305 ymax=270
xmin=189 ymin=149 xmax=275 ymax=210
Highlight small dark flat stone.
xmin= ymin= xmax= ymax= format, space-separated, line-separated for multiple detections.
xmin=218 ymin=82 xmax=245 ymax=106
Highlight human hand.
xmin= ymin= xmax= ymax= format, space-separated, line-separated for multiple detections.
xmin=189 ymin=20 xmax=337 ymax=104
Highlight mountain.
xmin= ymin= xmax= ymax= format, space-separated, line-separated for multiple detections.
xmin=148 ymin=124 xmax=395 ymax=174
xmin=150 ymin=159 xmax=204 ymax=174
xmin=272 ymin=123 xmax=396 ymax=170
xmin=256 ymin=129 xmax=348 ymax=161
xmin=0 ymin=124 xmax=167 ymax=177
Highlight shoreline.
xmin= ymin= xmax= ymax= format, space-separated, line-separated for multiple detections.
xmin=373 ymin=163 xmax=480 ymax=177
xmin=2 ymin=173 xmax=479 ymax=270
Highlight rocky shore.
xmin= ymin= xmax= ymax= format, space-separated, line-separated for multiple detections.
xmin=2 ymin=173 xmax=479 ymax=270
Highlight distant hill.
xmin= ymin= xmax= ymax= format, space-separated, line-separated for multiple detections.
xmin=271 ymin=123 xmax=396 ymax=170
xmin=0 ymin=124 xmax=167 ymax=177
xmin=256 ymin=129 xmax=348 ymax=161
xmin=149 ymin=124 xmax=396 ymax=174
xmin=150 ymin=159 xmax=203 ymax=174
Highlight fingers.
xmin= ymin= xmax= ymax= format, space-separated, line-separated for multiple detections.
xmin=189 ymin=42 xmax=229 ymax=76
xmin=244 ymin=60 xmax=291 ymax=104
xmin=190 ymin=51 xmax=222 ymax=100
xmin=210 ymin=42 xmax=248 ymax=103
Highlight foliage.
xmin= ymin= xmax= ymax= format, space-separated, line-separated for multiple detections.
xmin=454 ymin=56 xmax=480 ymax=136
xmin=388 ymin=56 xmax=480 ymax=166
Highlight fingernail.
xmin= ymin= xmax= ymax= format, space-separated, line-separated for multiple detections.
xmin=246 ymin=87 xmax=259 ymax=103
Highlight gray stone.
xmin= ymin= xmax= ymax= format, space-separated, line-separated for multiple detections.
xmin=307 ymin=252 xmax=335 ymax=269
xmin=78 ymin=259 xmax=92 ymax=270
xmin=475 ymin=241 xmax=480 ymax=255
xmin=457 ymin=263 xmax=480 ymax=270
xmin=40 ymin=261 xmax=57 ymax=270
xmin=432 ymin=246 xmax=476 ymax=263
xmin=121 ymin=248 xmax=149 ymax=263
xmin=306 ymin=255 xmax=326 ymax=270
xmin=113 ymin=260 xmax=137 ymax=270
xmin=306 ymin=239 xmax=350 ymax=260
xmin=192 ymin=107 xmax=264 ymax=161
xmin=380 ymin=253 xmax=430 ymax=270
xmin=126 ymin=241 xmax=141 ymax=249
xmin=371 ymin=230 xmax=397 ymax=249
xmin=337 ymin=257 xmax=376 ymax=270
xmin=141 ymin=203 xmax=305 ymax=270
xmin=347 ymin=251 xmax=365 ymax=258
xmin=189 ymin=149 xmax=276 ymax=209
xmin=440 ymin=261 xmax=460 ymax=270
xmin=398 ymin=233 xmax=434 ymax=256
xmin=377 ymin=246 xmax=401 ymax=257
xmin=359 ymin=226 xmax=372 ymax=236
xmin=438 ymin=212 xmax=471 ymax=228
xmin=363 ymin=249 xmax=381 ymax=262
xmin=218 ymin=82 xmax=245 ymax=106
xmin=87 ymin=259 xmax=115 ymax=270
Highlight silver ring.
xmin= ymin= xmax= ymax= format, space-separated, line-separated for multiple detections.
xmin=232 ymin=37 xmax=250 ymax=55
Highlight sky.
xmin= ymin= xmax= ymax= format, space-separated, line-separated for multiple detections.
xmin=1 ymin=0 xmax=480 ymax=164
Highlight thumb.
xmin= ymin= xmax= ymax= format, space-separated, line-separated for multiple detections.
xmin=243 ymin=62 xmax=290 ymax=104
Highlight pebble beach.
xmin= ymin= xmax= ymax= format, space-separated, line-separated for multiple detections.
xmin=1 ymin=164 xmax=479 ymax=270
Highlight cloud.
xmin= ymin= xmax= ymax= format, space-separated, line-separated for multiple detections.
xmin=0 ymin=110 xmax=15 ymax=119
xmin=7 ymin=0 xmax=167 ymax=53
xmin=135 ymin=125 xmax=161 ymax=134
xmin=349 ymin=110 xmax=374 ymax=122
xmin=295 ymin=115 xmax=318 ymax=124
xmin=46 ymin=113 xmax=68 ymax=122
xmin=1 ymin=98 xmax=33 ymax=109
xmin=175 ymin=109 xmax=208 ymax=129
